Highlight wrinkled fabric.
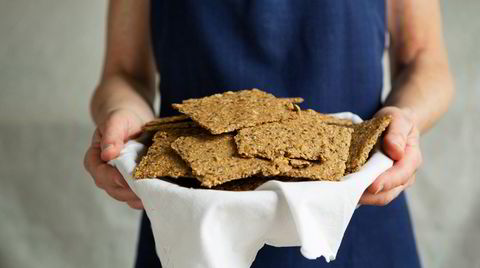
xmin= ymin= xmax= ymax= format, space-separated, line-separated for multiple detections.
xmin=111 ymin=130 xmax=394 ymax=267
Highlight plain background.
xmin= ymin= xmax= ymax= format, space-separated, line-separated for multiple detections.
xmin=0 ymin=1 xmax=478 ymax=267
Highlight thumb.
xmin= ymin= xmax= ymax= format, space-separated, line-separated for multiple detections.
xmin=381 ymin=111 xmax=413 ymax=161
xmin=99 ymin=115 xmax=129 ymax=162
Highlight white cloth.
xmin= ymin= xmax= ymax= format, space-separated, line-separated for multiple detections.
xmin=109 ymin=112 xmax=393 ymax=268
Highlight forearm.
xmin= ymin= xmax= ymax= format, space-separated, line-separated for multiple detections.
xmin=90 ymin=0 xmax=155 ymax=126
xmin=385 ymin=52 xmax=454 ymax=133
xmin=386 ymin=0 xmax=454 ymax=134
xmin=90 ymin=75 xmax=155 ymax=126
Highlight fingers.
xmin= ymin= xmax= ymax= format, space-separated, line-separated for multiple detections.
xmin=98 ymin=114 xmax=129 ymax=161
xmin=380 ymin=108 xmax=414 ymax=161
xmin=84 ymin=146 xmax=128 ymax=189
xmin=84 ymin=112 xmax=145 ymax=210
xmin=360 ymin=184 xmax=405 ymax=206
xmin=106 ymin=187 xmax=140 ymax=202
xmin=360 ymin=174 xmax=416 ymax=206
xmin=368 ymin=142 xmax=421 ymax=193
xmin=404 ymin=174 xmax=416 ymax=188
xmin=84 ymin=145 xmax=142 ymax=208
xmin=127 ymin=200 xmax=144 ymax=210
xmin=368 ymin=127 xmax=422 ymax=194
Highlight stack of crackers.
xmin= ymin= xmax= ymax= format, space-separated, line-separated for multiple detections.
xmin=134 ymin=89 xmax=391 ymax=191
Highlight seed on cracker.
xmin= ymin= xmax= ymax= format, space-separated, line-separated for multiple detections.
xmin=288 ymin=159 xmax=312 ymax=169
xmin=171 ymin=133 xmax=272 ymax=188
xmin=133 ymin=127 xmax=206 ymax=179
xmin=172 ymin=89 xmax=304 ymax=134
xmin=345 ymin=115 xmax=392 ymax=173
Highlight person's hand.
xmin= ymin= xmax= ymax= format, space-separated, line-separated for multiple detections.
xmin=359 ymin=106 xmax=423 ymax=206
xmin=84 ymin=108 xmax=150 ymax=209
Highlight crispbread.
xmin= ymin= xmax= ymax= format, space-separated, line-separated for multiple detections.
xmin=345 ymin=115 xmax=392 ymax=173
xmin=145 ymin=114 xmax=190 ymax=125
xmin=280 ymin=159 xmax=347 ymax=181
xmin=279 ymin=98 xmax=305 ymax=104
xmin=142 ymin=115 xmax=190 ymax=132
xmin=261 ymin=156 xmax=347 ymax=181
xmin=171 ymin=134 xmax=272 ymax=188
xmin=288 ymin=159 xmax=312 ymax=168
xmin=142 ymin=121 xmax=199 ymax=132
xmin=172 ymin=89 xmax=304 ymax=134
xmin=133 ymin=128 xmax=206 ymax=179
xmin=133 ymin=89 xmax=390 ymax=189
xmin=235 ymin=112 xmax=353 ymax=162
xmin=301 ymin=109 xmax=354 ymax=126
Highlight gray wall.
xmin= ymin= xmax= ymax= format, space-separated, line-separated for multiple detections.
xmin=409 ymin=1 xmax=480 ymax=267
xmin=0 ymin=1 xmax=478 ymax=267
xmin=0 ymin=1 xmax=140 ymax=267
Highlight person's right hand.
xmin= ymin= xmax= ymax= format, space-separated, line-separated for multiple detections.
xmin=84 ymin=108 xmax=150 ymax=209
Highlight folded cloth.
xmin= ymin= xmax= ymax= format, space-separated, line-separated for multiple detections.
xmin=109 ymin=112 xmax=393 ymax=268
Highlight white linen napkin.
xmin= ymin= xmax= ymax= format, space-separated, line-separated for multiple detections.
xmin=109 ymin=112 xmax=393 ymax=268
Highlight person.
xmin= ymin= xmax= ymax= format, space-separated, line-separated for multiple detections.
xmin=84 ymin=0 xmax=454 ymax=267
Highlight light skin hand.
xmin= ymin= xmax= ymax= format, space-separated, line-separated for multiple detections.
xmin=84 ymin=0 xmax=155 ymax=210
xmin=84 ymin=108 xmax=150 ymax=209
xmin=359 ymin=107 xmax=422 ymax=205
xmin=359 ymin=0 xmax=454 ymax=206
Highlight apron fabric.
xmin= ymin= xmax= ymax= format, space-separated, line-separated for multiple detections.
xmin=135 ymin=0 xmax=421 ymax=267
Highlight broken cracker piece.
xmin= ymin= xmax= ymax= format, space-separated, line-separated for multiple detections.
xmin=235 ymin=112 xmax=353 ymax=162
xmin=280 ymin=159 xmax=347 ymax=181
xmin=133 ymin=127 xmax=206 ymax=179
xmin=171 ymin=134 xmax=272 ymax=188
xmin=142 ymin=115 xmax=191 ymax=130
xmin=258 ymin=156 xmax=346 ymax=181
xmin=345 ymin=115 xmax=392 ymax=173
xmin=301 ymin=109 xmax=354 ymax=126
xmin=172 ymin=89 xmax=304 ymax=134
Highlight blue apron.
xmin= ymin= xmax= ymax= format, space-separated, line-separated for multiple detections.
xmin=135 ymin=1 xmax=421 ymax=267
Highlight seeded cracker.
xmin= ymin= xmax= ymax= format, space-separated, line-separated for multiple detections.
xmin=235 ymin=112 xmax=353 ymax=162
xmin=171 ymin=134 xmax=273 ymax=188
xmin=172 ymin=89 xmax=304 ymax=134
xmin=142 ymin=115 xmax=191 ymax=132
xmin=301 ymin=109 xmax=354 ymax=126
xmin=280 ymin=159 xmax=347 ymax=181
xmin=288 ymin=159 xmax=312 ymax=168
xmin=133 ymin=128 xmax=206 ymax=179
xmin=142 ymin=121 xmax=198 ymax=132
xmin=146 ymin=114 xmax=190 ymax=125
xmin=345 ymin=115 xmax=392 ymax=173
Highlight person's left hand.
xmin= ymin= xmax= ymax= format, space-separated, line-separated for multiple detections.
xmin=359 ymin=106 xmax=423 ymax=206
